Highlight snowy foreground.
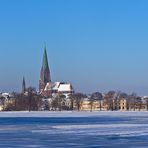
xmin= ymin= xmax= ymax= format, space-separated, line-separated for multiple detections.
xmin=0 ymin=110 xmax=148 ymax=117
xmin=0 ymin=111 xmax=148 ymax=147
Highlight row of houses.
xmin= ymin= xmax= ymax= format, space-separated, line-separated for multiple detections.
xmin=1 ymin=91 xmax=148 ymax=111
xmin=45 ymin=92 xmax=148 ymax=111
xmin=79 ymin=97 xmax=147 ymax=111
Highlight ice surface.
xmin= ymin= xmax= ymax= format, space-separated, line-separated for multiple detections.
xmin=0 ymin=111 xmax=148 ymax=147
xmin=0 ymin=111 xmax=148 ymax=117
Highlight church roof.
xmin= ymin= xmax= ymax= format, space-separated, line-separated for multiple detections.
xmin=58 ymin=83 xmax=73 ymax=92
xmin=44 ymin=82 xmax=73 ymax=92
xmin=42 ymin=47 xmax=49 ymax=71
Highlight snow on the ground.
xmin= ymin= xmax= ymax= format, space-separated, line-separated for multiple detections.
xmin=48 ymin=124 xmax=148 ymax=137
xmin=0 ymin=111 xmax=148 ymax=147
xmin=0 ymin=111 xmax=147 ymax=117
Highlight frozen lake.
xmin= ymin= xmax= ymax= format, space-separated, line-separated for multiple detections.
xmin=0 ymin=111 xmax=148 ymax=148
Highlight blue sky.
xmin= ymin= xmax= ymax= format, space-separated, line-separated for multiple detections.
xmin=0 ymin=0 xmax=148 ymax=95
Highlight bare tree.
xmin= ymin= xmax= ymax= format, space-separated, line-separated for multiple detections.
xmin=27 ymin=87 xmax=36 ymax=111
xmin=144 ymin=97 xmax=148 ymax=111
xmin=128 ymin=93 xmax=137 ymax=111
xmin=88 ymin=96 xmax=94 ymax=112
xmin=91 ymin=92 xmax=103 ymax=111
xmin=104 ymin=91 xmax=116 ymax=111
xmin=68 ymin=94 xmax=75 ymax=111
xmin=135 ymin=97 xmax=142 ymax=111
xmin=58 ymin=93 xmax=66 ymax=111
xmin=11 ymin=87 xmax=44 ymax=111
xmin=0 ymin=96 xmax=5 ymax=111
xmin=72 ymin=93 xmax=86 ymax=111
xmin=51 ymin=97 xmax=59 ymax=111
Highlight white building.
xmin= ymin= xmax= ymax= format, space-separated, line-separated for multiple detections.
xmin=44 ymin=82 xmax=74 ymax=97
xmin=0 ymin=92 xmax=13 ymax=111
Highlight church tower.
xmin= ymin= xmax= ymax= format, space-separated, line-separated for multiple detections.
xmin=39 ymin=46 xmax=51 ymax=92
xmin=22 ymin=77 xmax=26 ymax=94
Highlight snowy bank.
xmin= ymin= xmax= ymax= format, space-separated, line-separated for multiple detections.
xmin=0 ymin=111 xmax=148 ymax=117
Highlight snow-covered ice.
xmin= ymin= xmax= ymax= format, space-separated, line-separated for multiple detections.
xmin=0 ymin=111 xmax=148 ymax=147
xmin=0 ymin=111 xmax=148 ymax=117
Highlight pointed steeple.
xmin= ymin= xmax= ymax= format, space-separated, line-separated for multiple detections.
xmin=39 ymin=45 xmax=51 ymax=92
xmin=42 ymin=46 xmax=49 ymax=71
xmin=22 ymin=77 xmax=26 ymax=94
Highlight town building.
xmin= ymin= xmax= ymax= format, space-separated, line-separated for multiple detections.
xmin=39 ymin=46 xmax=74 ymax=97
xmin=0 ymin=92 xmax=14 ymax=111
xmin=80 ymin=98 xmax=105 ymax=111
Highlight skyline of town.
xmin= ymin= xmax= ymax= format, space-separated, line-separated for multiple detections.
xmin=1 ymin=1 xmax=148 ymax=148
xmin=0 ymin=46 xmax=148 ymax=97
xmin=1 ymin=1 xmax=148 ymax=95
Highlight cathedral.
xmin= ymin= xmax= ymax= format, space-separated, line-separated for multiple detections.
xmin=39 ymin=47 xmax=74 ymax=97
xmin=39 ymin=47 xmax=51 ymax=92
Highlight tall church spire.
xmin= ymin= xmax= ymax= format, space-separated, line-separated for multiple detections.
xmin=42 ymin=46 xmax=49 ymax=71
xmin=39 ymin=46 xmax=51 ymax=92
xmin=22 ymin=77 xmax=26 ymax=94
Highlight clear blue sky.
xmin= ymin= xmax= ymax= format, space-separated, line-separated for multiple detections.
xmin=0 ymin=0 xmax=148 ymax=95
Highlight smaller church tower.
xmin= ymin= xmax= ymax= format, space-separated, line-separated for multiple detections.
xmin=22 ymin=77 xmax=26 ymax=94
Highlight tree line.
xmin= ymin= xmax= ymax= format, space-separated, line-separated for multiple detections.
xmin=0 ymin=88 xmax=148 ymax=111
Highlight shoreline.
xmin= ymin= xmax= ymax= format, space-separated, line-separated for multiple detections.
xmin=0 ymin=111 xmax=147 ymax=117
